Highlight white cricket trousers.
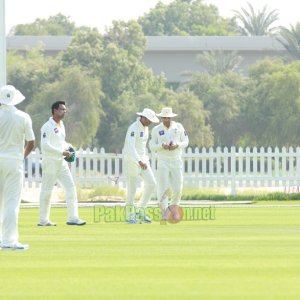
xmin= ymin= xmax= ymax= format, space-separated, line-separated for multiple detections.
xmin=39 ymin=158 xmax=79 ymax=223
xmin=0 ymin=158 xmax=23 ymax=247
xmin=156 ymin=158 xmax=183 ymax=210
xmin=125 ymin=160 xmax=156 ymax=208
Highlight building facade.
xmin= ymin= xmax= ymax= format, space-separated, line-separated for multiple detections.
xmin=7 ymin=35 xmax=286 ymax=83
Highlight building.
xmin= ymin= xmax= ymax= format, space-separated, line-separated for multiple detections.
xmin=7 ymin=35 xmax=286 ymax=84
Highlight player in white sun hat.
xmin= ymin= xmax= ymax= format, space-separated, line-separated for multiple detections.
xmin=0 ymin=85 xmax=35 ymax=250
xmin=149 ymin=107 xmax=189 ymax=224
xmin=123 ymin=108 xmax=159 ymax=224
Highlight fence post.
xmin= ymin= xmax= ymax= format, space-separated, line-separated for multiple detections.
xmin=230 ymin=146 xmax=236 ymax=195
xmin=296 ymin=147 xmax=300 ymax=188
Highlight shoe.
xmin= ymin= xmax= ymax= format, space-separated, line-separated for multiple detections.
xmin=160 ymin=219 xmax=167 ymax=225
xmin=1 ymin=242 xmax=29 ymax=251
xmin=37 ymin=221 xmax=57 ymax=226
xmin=140 ymin=215 xmax=152 ymax=223
xmin=126 ymin=216 xmax=141 ymax=224
xmin=66 ymin=219 xmax=86 ymax=226
xmin=136 ymin=212 xmax=152 ymax=223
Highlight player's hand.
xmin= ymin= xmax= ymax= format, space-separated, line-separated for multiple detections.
xmin=169 ymin=144 xmax=178 ymax=151
xmin=138 ymin=161 xmax=147 ymax=170
xmin=63 ymin=150 xmax=71 ymax=158
xmin=162 ymin=143 xmax=170 ymax=150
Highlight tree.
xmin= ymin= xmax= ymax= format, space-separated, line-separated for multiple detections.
xmin=245 ymin=59 xmax=300 ymax=147
xmin=159 ymin=89 xmax=214 ymax=147
xmin=233 ymin=2 xmax=279 ymax=36
xmin=10 ymin=13 xmax=78 ymax=36
xmin=61 ymin=27 xmax=104 ymax=76
xmin=7 ymin=47 xmax=58 ymax=111
xmin=94 ymin=20 xmax=167 ymax=151
xmin=138 ymin=0 xmax=236 ymax=36
xmin=196 ymin=50 xmax=243 ymax=75
xmin=277 ymin=23 xmax=300 ymax=61
xmin=188 ymin=72 xmax=248 ymax=146
xmin=103 ymin=20 xmax=147 ymax=59
xmin=97 ymin=45 xmax=166 ymax=151
xmin=26 ymin=66 xmax=102 ymax=148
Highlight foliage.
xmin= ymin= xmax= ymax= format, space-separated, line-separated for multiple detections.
xmin=26 ymin=66 xmax=102 ymax=148
xmin=196 ymin=50 xmax=243 ymax=75
xmin=8 ymin=9 xmax=300 ymax=151
xmin=95 ymin=21 xmax=167 ymax=151
xmin=188 ymin=57 xmax=300 ymax=148
xmin=138 ymin=0 xmax=236 ymax=36
xmin=233 ymin=2 xmax=279 ymax=36
xmin=10 ymin=13 xmax=77 ymax=36
xmin=61 ymin=27 xmax=104 ymax=76
xmin=188 ymin=72 xmax=248 ymax=146
xmin=88 ymin=186 xmax=125 ymax=200
xmin=181 ymin=187 xmax=300 ymax=200
xmin=277 ymin=23 xmax=300 ymax=61
xmin=247 ymin=59 xmax=300 ymax=147
xmin=7 ymin=47 xmax=58 ymax=111
xmin=156 ymin=89 xmax=214 ymax=147
xmin=103 ymin=20 xmax=147 ymax=59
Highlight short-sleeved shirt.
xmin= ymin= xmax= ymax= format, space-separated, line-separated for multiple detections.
xmin=0 ymin=105 xmax=35 ymax=160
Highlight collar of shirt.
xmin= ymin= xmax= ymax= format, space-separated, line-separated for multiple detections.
xmin=49 ymin=117 xmax=63 ymax=128
xmin=137 ymin=117 xmax=146 ymax=130
xmin=161 ymin=120 xmax=176 ymax=130
xmin=0 ymin=104 xmax=16 ymax=111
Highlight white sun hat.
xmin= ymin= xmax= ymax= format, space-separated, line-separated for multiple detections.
xmin=156 ymin=107 xmax=177 ymax=118
xmin=137 ymin=108 xmax=159 ymax=123
xmin=0 ymin=85 xmax=25 ymax=106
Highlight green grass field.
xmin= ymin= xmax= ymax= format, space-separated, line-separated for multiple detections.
xmin=1 ymin=205 xmax=300 ymax=300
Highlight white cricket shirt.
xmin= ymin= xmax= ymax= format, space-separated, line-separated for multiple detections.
xmin=0 ymin=105 xmax=35 ymax=160
xmin=123 ymin=117 xmax=149 ymax=164
xmin=149 ymin=121 xmax=189 ymax=159
xmin=40 ymin=117 xmax=69 ymax=160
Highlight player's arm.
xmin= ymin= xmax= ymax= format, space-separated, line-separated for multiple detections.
xmin=24 ymin=140 xmax=35 ymax=158
xmin=126 ymin=127 xmax=142 ymax=164
xmin=24 ymin=115 xmax=35 ymax=158
xmin=149 ymin=127 xmax=163 ymax=152
xmin=41 ymin=126 xmax=64 ymax=156
xmin=176 ymin=124 xmax=189 ymax=149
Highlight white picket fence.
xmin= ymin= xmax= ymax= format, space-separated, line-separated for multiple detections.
xmin=24 ymin=147 xmax=300 ymax=194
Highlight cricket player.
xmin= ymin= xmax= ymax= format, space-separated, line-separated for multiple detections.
xmin=149 ymin=107 xmax=189 ymax=221
xmin=123 ymin=108 xmax=159 ymax=224
xmin=38 ymin=101 xmax=86 ymax=226
xmin=0 ymin=85 xmax=35 ymax=250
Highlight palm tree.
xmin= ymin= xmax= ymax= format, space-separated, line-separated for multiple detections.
xmin=196 ymin=50 xmax=243 ymax=75
xmin=277 ymin=23 xmax=300 ymax=60
xmin=233 ymin=2 xmax=279 ymax=36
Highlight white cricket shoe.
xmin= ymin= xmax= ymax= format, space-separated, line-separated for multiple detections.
xmin=1 ymin=242 xmax=29 ymax=251
xmin=66 ymin=219 xmax=86 ymax=226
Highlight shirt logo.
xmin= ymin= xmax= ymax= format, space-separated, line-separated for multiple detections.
xmin=159 ymin=130 xmax=165 ymax=136
xmin=130 ymin=131 xmax=134 ymax=137
xmin=43 ymin=132 xmax=46 ymax=138
xmin=54 ymin=128 xmax=59 ymax=134
xmin=140 ymin=132 xmax=144 ymax=137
